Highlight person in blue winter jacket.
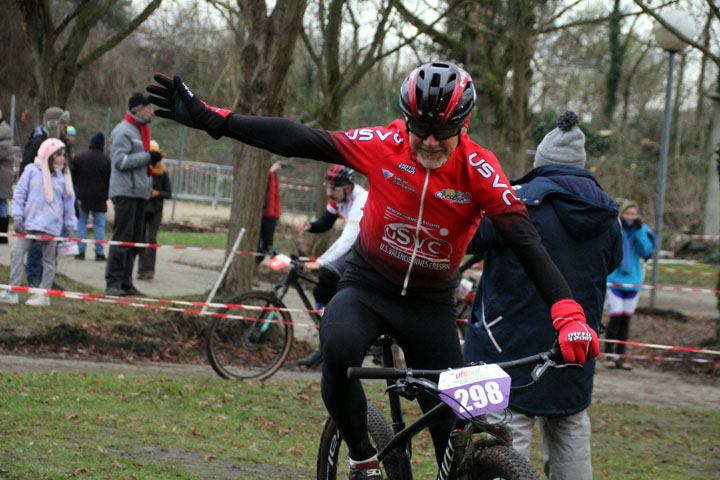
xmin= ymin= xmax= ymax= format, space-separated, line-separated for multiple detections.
xmin=0 ymin=138 xmax=77 ymax=306
xmin=464 ymin=111 xmax=622 ymax=480
xmin=605 ymin=200 xmax=655 ymax=369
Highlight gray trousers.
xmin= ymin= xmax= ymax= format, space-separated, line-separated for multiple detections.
xmin=488 ymin=408 xmax=592 ymax=480
xmin=10 ymin=236 xmax=58 ymax=290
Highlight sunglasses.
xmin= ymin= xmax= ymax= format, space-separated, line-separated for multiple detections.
xmin=324 ymin=183 xmax=346 ymax=192
xmin=406 ymin=120 xmax=461 ymax=141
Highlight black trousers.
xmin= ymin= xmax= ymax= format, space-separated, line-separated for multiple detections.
xmin=605 ymin=314 xmax=631 ymax=354
xmin=105 ymin=196 xmax=146 ymax=290
xmin=138 ymin=206 xmax=163 ymax=275
xmin=256 ymin=216 xmax=278 ymax=264
xmin=320 ymin=283 xmax=462 ymax=466
xmin=312 ymin=254 xmax=349 ymax=307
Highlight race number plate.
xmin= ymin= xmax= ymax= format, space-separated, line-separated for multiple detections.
xmin=268 ymin=254 xmax=291 ymax=271
xmin=438 ymin=364 xmax=511 ymax=419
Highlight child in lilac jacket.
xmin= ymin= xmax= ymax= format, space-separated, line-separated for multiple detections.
xmin=0 ymin=138 xmax=77 ymax=306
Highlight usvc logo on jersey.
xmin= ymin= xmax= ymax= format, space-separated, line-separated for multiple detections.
xmin=383 ymin=169 xmax=394 ymax=179
xmin=435 ymin=189 xmax=470 ymax=204
xmin=397 ymin=162 xmax=416 ymax=175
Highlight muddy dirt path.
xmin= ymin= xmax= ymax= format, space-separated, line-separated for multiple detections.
xmin=1 ymin=353 xmax=718 ymax=410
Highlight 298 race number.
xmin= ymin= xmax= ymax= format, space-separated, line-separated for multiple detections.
xmin=438 ymin=364 xmax=511 ymax=419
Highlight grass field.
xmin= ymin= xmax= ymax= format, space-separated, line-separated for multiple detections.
xmin=0 ymin=371 xmax=718 ymax=479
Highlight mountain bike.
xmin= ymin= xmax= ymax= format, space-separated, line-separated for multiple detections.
xmin=317 ymin=335 xmax=568 ymax=479
xmin=205 ymin=255 xmax=322 ymax=381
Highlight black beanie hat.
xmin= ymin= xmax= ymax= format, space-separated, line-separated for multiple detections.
xmin=89 ymin=132 xmax=105 ymax=149
xmin=128 ymin=92 xmax=150 ymax=113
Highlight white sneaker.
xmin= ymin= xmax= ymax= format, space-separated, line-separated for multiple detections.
xmin=26 ymin=293 xmax=50 ymax=306
xmin=0 ymin=290 xmax=19 ymax=304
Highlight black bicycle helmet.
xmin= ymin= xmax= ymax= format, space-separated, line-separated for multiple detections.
xmin=325 ymin=165 xmax=355 ymax=187
xmin=399 ymin=62 xmax=476 ymax=126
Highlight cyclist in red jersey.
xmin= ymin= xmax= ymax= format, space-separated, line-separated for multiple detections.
xmin=147 ymin=62 xmax=597 ymax=480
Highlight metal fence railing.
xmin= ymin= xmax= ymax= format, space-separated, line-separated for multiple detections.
xmin=163 ymin=158 xmax=234 ymax=208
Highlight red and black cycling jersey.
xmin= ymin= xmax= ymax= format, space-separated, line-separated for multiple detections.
xmin=222 ymin=115 xmax=571 ymax=302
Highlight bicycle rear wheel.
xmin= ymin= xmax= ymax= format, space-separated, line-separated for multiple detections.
xmin=317 ymin=403 xmax=402 ymax=480
xmin=206 ymin=291 xmax=293 ymax=381
xmin=472 ymin=445 xmax=540 ymax=480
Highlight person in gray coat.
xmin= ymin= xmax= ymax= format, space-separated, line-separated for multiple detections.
xmin=0 ymin=109 xmax=13 ymax=244
xmin=105 ymin=93 xmax=162 ymax=296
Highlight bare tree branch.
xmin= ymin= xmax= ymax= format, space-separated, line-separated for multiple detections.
xmin=77 ymin=0 xmax=163 ymax=71
xmin=54 ymin=0 xmax=97 ymax=37
xmin=633 ymin=0 xmax=720 ymax=66
xmin=705 ymin=0 xmax=720 ymax=23
xmin=390 ymin=0 xmax=465 ymax=52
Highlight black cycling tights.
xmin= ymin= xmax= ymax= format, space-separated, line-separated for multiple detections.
xmin=319 ymin=285 xmax=463 ymax=466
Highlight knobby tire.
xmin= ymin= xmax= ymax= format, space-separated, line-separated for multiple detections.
xmin=472 ymin=444 xmax=540 ymax=480
xmin=205 ymin=291 xmax=293 ymax=381
xmin=317 ymin=403 xmax=401 ymax=480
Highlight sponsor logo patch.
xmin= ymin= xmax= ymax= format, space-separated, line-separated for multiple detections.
xmin=383 ymin=169 xmax=394 ymax=179
xmin=435 ymin=189 xmax=471 ymax=204
xmin=397 ymin=162 xmax=416 ymax=175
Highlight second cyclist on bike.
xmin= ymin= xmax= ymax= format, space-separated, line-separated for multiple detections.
xmin=295 ymin=165 xmax=368 ymax=367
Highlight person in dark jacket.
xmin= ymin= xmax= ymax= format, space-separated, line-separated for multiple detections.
xmin=20 ymin=107 xmax=71 ymax=288
xmin=70 ymin=132 xmax=111 ymax=261
xmin=137 ymin=141 xmax=172 ymax=280
xmin=464 ymin=111 xmax=622 ymax=480
xmin=0 ymin=109 xmax=13 ymax=244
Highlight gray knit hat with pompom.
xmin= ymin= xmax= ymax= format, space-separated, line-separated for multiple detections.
xmin=533 ymin=111 xmax=586 ymax=169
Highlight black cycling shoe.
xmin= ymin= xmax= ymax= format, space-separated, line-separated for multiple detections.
xmin=297 ymin=348 xmax=323 ymax=368
xmin=348 ymin=460 xmax=383 ymax=480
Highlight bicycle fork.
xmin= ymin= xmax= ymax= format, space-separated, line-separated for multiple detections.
xmin=437 ymin=427 xmax=472 ymax=480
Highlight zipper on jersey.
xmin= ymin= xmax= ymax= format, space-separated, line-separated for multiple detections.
xmin=401 ymin=168 xmax=431 ymax=296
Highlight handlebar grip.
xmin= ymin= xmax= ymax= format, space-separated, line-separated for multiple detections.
xmin=548 ymin=347 xmax=563 ymax=362
xmin=348 ymin=367 xmax=404 ymax=379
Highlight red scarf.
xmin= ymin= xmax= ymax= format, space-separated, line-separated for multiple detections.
xmin=124 ymin=112 xmax=152 ymax=176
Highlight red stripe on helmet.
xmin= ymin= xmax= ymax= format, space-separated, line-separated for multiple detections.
xmin=439 ymin=70 xmax=470 ymax=124
xmin=407 ymin=69 xmax=419 ymax=120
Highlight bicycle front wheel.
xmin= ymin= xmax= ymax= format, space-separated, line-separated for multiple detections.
xmin=206 ymin=291 xmax=293 ymax=381
xmin=317 ymin=403 xmax=402 ymax=480
xmin=472 ymin=445 xmax=540 ymax=480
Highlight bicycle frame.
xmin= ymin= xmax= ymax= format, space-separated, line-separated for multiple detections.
xmin=349 ymin=337 xmax=563 ymax=480
xmin=271 ymin=259 xmax=323 ymax=327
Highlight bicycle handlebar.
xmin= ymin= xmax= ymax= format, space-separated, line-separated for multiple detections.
xmin=347 ymin=347 xmax=563 ymax=381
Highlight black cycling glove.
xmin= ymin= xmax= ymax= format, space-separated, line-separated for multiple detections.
xmin=146 ymin=73 xmax=231 ymax=139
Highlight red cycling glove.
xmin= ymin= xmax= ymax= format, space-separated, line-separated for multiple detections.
xmin=147 ymin=73 xmax=231 ymax=139
xmin=551 ymin=299 xmax=599 ymax=364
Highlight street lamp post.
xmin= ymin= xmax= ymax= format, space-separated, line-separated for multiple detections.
xmin=649 ymin=10 xmax=696 ymax=309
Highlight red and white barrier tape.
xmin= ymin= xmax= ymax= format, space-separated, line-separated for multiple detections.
xmin=5 ymin=284 xmax=716 ymax=359
xmin=600 ymin=339 xmax=720 ymax=356
xmin=647 ymin=266 xmax=718 ymax=278
xmin=674 ymin=233 xmax=719 ymax=241
xmin=0 ymin=285 xmax=320 ymax=329
xmin=279 ymin=182 xmax=314 ymax=192
xmin=600 ymin=353 xmax=720 ymax=364
xmin=607 ymin=281 xmax=720 ymax=295
xmin=466 ymin=263 xmax=718 ymax=279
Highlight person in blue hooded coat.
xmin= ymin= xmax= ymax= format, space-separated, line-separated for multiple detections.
xmin=604 ymin=200 xmax=655 ymax=369
xmin=464 ymin=111 xmax=622 ymax=480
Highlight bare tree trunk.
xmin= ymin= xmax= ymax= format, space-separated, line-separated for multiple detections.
xmin=222 ymin=0 xmax=308 ymax=294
